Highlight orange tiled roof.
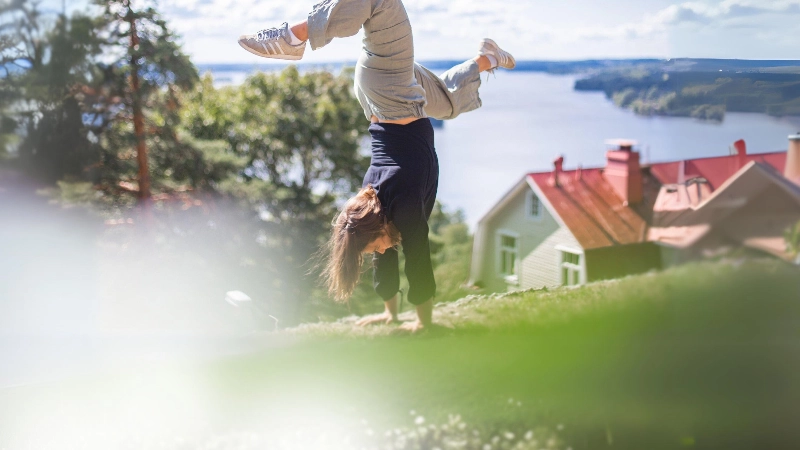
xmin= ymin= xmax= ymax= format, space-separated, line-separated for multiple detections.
xmin=528 ymin=169 xmax=651 ymax=249
xmin=527 ymin=151 xmax=787 ymax=250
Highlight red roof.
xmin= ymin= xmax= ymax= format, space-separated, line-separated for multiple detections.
xmin=528 ymin=169 xmax=651 ymax=249
xmin=528 ymin=151 xmax=787 ymax=250
xmin=649 ymin=152 xmax=786 ymax=188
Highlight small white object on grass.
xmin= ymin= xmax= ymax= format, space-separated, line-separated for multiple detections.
xmin=225 ymin=290 xmax=252 ymax=307
xmin=268 ymin=315 xmax=279 ymax=331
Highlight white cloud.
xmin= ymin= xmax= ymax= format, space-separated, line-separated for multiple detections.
xmin=150 ymin=0 xmax=800 ymax=62
xmin=528 ymin=0 xmax=800 ymax=51
xmin=650 ymin=0 xmax=800 ymax=26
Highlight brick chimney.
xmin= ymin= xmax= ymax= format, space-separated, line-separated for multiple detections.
xmin=786 ymin=133 xmax=800 ymax=184
xmin=732 ymin=139 xmax=747 ymax=168
xmin=603 ymin=139 xmax=643 ymax=205
xmin=550 ymin=155 xmax=564 ymax=187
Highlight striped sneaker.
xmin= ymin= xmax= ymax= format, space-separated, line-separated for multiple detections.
xmin=478 ymin=38 xmax=516 ymax=70
xmin=238 ymin=22 xmax=306 ymax=60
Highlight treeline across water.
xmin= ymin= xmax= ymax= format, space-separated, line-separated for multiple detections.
xmin=575 ymin=68 xmax=800 ymax=121
xmin=0 ymin=0 xmax=472 ymax=327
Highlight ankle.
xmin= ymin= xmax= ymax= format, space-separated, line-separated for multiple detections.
xmin=475 ymin=55 xmax=493 ymax=73
xmin=289 ymin=21 xmax=308 ymax=42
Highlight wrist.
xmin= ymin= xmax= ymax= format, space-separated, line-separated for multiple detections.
xmin=384 ymin=295 xmax=399 ymax=317
xmin=415 ymin=298 xmax=433 ymax=325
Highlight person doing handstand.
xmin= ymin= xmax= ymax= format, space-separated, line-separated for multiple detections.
xmin=238 ymin=0 xmax=515 ymax=332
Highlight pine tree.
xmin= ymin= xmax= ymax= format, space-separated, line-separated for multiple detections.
xmin=94 ymin=0 xmax=198 ymax=202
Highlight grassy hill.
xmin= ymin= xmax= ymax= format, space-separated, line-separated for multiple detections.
xmin=2 ymin=259 xmax=799 ymax=449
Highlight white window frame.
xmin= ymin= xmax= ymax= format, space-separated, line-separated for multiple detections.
xmin=496 ymin=229 xmax=520 ymax=285
xmin=555 ymin=245 xmax=585 ymax=286
xmin=526 ymin=190 xmax=543 ymax=221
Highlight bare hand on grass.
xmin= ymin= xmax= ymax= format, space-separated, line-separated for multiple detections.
xmin=356 ymin=312 xmax=398 ymax=326
xmin=397 ymin=320 xmax=425 ymax=333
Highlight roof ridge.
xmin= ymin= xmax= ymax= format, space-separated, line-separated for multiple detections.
xmin=526 ymin=150 xmax=787 ymax=177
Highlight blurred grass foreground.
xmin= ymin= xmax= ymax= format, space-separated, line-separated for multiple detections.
xmin=1 ymin=259 xmax=799 ymax=450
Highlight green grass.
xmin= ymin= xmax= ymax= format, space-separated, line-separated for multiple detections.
xmin=2 ymin=259 xmax=799 ymax=449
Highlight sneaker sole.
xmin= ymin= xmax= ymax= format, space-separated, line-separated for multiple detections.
xmin=237 ymin=41 xmax=303 ymax=61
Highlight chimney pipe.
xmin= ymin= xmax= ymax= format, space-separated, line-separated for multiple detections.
xmin=732 ymin=139 xmax=747 ymax=168
xmin=604 ymin=140 xmax=643 ymax=204
xmin=550 ymin=155 xmax=564 ymax=187
xmin=786 ymin=133 xmax=800 ymax=184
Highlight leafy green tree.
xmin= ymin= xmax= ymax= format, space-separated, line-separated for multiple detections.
xmin=428 ymin=202 xmax=473 ymax=303
xmin=182 ymin=67 xmax=369 ymax=318
xmin=0 ymin=0 xmax=28 ymax=158
xmin=1 ymin=1 xmax=103 ymax=177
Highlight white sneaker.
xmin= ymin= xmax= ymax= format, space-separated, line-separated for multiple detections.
xmin=238 ymin=22 xmax=306 ymax=60
xmin=478 ymin=38 xmax=515 ymax=70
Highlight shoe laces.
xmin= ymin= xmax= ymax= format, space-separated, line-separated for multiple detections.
xmin=256 ymin=24 xmax=286 ymax=42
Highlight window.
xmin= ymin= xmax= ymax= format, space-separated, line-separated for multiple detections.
xmin=526 ymin=191 xmax=542 ymax=219
xmin=560 ymin=250 xmax=582 ymax=286
xmin=498 ymin=232 xmax=518 ymax=277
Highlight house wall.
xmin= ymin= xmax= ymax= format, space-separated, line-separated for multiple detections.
xmin=585 ymin=243 xmax=662 ymax=281
xmin=480 ymin=186 xmax=580 ymax=292
xmin=520 ymin=226 xmax=582 ymax=289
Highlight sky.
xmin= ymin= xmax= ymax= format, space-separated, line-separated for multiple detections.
xmin=47 ymin=0 xmax=800 ymax=63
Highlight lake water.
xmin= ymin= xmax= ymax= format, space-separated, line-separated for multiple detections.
xmin=214 ymin=69 xmax=800 ymax=228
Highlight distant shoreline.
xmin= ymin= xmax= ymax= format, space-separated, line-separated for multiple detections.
xmin=198 ymin=58 xmax=800 ymax=76
xmin=199 ymin=59 xmax=800 ymax=122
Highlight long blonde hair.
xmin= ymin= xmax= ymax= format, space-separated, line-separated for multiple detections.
xmin=321 ymin=185 xmax=400 ymax=302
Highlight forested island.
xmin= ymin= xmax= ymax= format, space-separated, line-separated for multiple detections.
xmin=573 ymin=59 xmax=800 ymax=121
xmin=199 ymin=58 xmax=800 ymax=122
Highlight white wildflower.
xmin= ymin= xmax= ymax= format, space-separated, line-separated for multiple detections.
xmin=415 ymin=416 xmax=425 ymax=425
xmin=504 ymin=432 xmax=515 ymax=440
xmin=525 ymin=431 xmax=534 ymax=440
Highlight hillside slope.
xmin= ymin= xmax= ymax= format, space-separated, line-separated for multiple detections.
xmin=2 ymin=259 xmax=799 ymax=450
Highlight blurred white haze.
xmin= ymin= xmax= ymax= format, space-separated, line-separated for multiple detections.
xmin=4 ymin=0 xmax=800 ymax=448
